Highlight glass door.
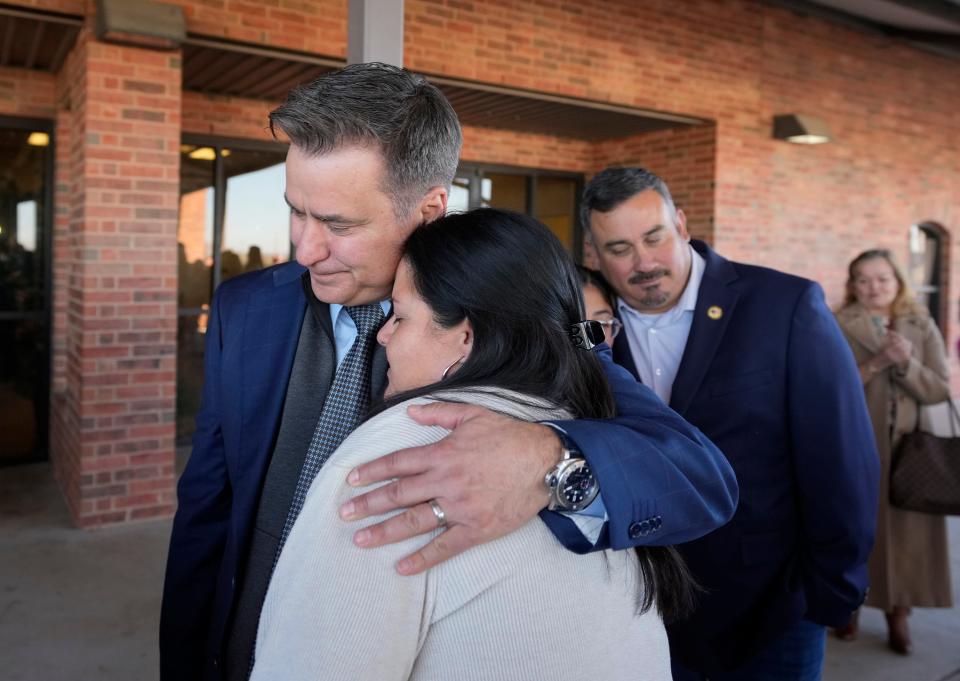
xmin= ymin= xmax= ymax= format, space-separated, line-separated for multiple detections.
xmin=177 ymin=138 xmax=289 ymax=443
xmin=0 ymin=118 xmax=52 ymax=464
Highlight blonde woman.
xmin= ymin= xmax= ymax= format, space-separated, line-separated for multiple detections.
xmin=834 ymin=249 xmax=953 ymax=654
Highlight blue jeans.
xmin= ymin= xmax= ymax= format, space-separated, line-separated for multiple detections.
xmin=673 ymin=618 xmax=827 ymax=681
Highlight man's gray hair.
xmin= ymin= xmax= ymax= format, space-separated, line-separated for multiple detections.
xmin=580 ymin=167 xmax=677 ymax=237
xmin=269 ymin=62 xmax=463 ymax=220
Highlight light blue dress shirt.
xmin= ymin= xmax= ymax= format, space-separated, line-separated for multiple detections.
xmin=561 ymin=248 xmax=704 ymax=544
xmin=329 ymin=301 xmax=393 ymax=368
xmin=618 ymin=246 xmax=706 ymax=404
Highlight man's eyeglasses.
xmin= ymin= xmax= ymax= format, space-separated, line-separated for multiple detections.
xmin=595 ymin=318 xmax=623 ymax=340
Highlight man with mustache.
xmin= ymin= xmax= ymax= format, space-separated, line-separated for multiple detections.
xmin=582 ymin=166 xmax=880 ymax=681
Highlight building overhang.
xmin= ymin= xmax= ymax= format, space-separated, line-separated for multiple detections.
xmin=0 ymin=4 xmax=83 ymax=73
xmin=774 ymin=0 xmax=960 ymax=59
xmin=182 ymin=36 xmax=703 ymax=142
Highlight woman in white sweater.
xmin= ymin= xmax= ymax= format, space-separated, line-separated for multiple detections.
xmin=251 ymin=209 xmax=689 ymax=681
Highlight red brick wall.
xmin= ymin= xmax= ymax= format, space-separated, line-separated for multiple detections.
xmin=11 ymin=0 xmax=960 ymax=523
xmin=166 ymin=0 xmax=346 ymax=56
xmin=404 ymin=0 xmax=960 ymax=382
xmin=49 ymin=34 xmax=84 ymax=523
xmin=577 ymin=124 xmax=718 ymax=268
xmin=0 ymin=67 xmax=57 ymax=118
xmin=461 ymin=125 xmax=593 ymax=172
xmin=405 ymin=0 xmax=764 ymax=111
xmin=593 ymin=125 xmax=718 ymax=243
xmin=403 ymin=0 xmax=959 ymax=270
xmin=750 ymin=8 xmax=960 ymax=388
xmin=50 ymin=30 xmax=181 ymax=527
xmin=754 ymin=8 xmax=960 ymax=301
xmin=182 ymin=90 xmax=279 ymax=141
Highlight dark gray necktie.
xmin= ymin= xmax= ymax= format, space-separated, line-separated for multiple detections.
xmin=275 ymin=303 xmax=385 ymax=556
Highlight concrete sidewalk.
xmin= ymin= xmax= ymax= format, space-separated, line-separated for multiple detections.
xmin=1 ymin=461 xmax=959 ymax=681
xmin=0 ymin=464 xmax=167 ymax=681
xmin=822 ymin=517 xmax=960 ymax=681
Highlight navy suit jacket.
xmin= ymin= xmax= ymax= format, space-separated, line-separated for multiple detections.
xmin=613 ymin=241 xmax=879 ymax=673
xmin=160 ymin=261 xmax=739 ymax=681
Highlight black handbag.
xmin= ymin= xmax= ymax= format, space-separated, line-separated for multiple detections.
xmin=890 ymin=401 xmax=960 ymax=515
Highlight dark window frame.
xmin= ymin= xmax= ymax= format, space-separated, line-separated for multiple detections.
xmin=454 ymin=162 xmax=585 ymax=262
xmin=912 ymin=221 xmax=949 ymax=333
xmin=0 ymin=114 xmax=54 ymax=464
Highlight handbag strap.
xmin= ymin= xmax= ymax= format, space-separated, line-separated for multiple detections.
xmin=948 ymin=400 xmax=960 ymax=437
xmin=910 ymin=399 xmax=960 ymax=436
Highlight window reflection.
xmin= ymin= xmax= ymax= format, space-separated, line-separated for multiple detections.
xmin=0 ymin=125 xmax=50 ymax=463
xmin=221 ymin=150 xmax=289 ymax=284
xmin=0 ymin=319 xmax=45 ymax=462
xmin=0 ymin=128 xmax=46 ymax=313
xmin=178 ymin=149 xmax=215 ymax=309
xmin=481 ymin=172 xmax=527 ymax=212
xmin=177 ymin=313 xmax=206 ymax=442
xmin=16 ymin=200 xmax=37 ymax=251
xmin=536 ymin=177 xmax=577 ymax=249
xmin=449 ymin=176 xmax=471 ymax=214
xmin=453 ymin=165 xmax=582 ymax=254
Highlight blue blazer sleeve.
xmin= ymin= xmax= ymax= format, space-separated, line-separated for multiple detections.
xmin=542 ymin=348 xmax=739 ymax=552
xmin=160 ymin=290 xmax=232 ymax=681
xmin=788 ymin=283 xmax=878 ymax=625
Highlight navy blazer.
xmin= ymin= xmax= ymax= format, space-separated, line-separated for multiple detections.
xmin=160 ymin=261 xmax=739 ymax=681
xmin=613 ymin=241 xmax=879 ymax=673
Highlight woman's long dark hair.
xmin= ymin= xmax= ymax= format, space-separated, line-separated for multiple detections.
xmin=376 ymin=208 xmax=615 ymax=419
xmin=375 ymin=208 xmax=697 ymax=622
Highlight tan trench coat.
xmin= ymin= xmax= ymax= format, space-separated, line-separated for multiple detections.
xmin=836 ymin=303 xmax=953 ymax=609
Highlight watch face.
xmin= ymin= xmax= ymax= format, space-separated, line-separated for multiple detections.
xmin=561 ymin=466 xmax=597 ymax=506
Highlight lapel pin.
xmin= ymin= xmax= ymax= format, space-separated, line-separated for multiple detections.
xmin=707 ymin=305 xmax=723 ymax=320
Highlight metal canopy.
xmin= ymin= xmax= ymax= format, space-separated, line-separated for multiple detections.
xmin=182 ymin=36 xmax=342 ymax=101
xmin=778 ymin=0 xmax=960 ymax=58
xmin=181 ymin=36 xmax=702 ymax=142
xmin=0 ymin=5 xmax=82 ymax=72
xmin=430 ymin=76 xmax=699 ymax=141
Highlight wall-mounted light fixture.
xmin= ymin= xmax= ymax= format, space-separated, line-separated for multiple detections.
xmin=95 ymin=0 xmax=185 ymax=51
xmin=773 ymin=114 xmax=832 ymax=145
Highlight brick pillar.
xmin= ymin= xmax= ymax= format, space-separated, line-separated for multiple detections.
xmin=50 ymin=29 xmax=181 ymax=527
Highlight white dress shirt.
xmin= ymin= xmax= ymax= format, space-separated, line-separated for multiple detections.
xmin=619 ymin=246 xmax=706 ymax=404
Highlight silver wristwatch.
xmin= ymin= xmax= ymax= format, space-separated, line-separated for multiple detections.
xmin=545 ymin=444 xmax=599 ymax=512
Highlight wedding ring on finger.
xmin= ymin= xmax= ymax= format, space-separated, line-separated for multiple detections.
xmin=427 ymin=498 xmax=447 ymax=529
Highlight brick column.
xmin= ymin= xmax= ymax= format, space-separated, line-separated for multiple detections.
xmin=50 ymin=29 xmax=181 ymax=527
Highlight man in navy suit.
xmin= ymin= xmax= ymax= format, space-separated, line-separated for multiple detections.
xmin=582 ymin=167 xmax=879 ymax=680
xmin=160 ymin=66 xmax=738 ymax=681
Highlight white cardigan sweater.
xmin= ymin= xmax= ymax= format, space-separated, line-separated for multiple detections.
xmin=251 ymin=388 xmax=670 ymax=681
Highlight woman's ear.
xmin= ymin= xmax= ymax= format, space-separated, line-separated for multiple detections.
xmin=457 ymin=320 xmax=474 ymax=358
